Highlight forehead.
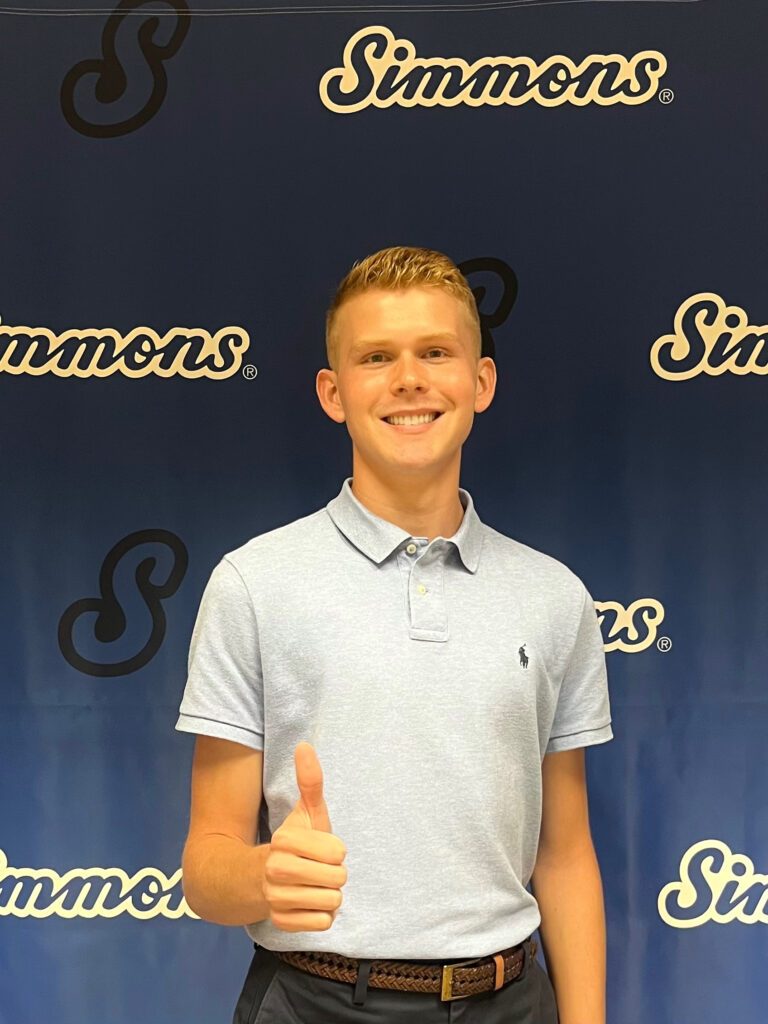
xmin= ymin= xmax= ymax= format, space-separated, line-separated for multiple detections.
xmin=334 ymin=286 xmax=474 ymax=346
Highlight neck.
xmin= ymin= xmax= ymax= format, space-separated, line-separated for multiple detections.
xmin=349 ymin=456 xmax=465 ymax=541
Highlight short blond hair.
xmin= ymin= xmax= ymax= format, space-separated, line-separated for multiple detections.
xmin=325 ymin=246 xmax=481 ymax=370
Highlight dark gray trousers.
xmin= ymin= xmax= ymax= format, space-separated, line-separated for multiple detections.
xmin=233 ymin=941 xmax=559 ymax=1024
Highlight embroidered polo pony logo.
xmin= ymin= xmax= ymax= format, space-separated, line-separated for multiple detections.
xmin=518 ymin=644 xmax=529 ymax=669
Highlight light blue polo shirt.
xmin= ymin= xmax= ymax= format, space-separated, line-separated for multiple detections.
xmin=176 ymin=478 xmax=612 ymax=958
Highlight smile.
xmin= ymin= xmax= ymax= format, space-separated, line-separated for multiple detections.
xmin=383 ymin=412 xmax=442 ymax=426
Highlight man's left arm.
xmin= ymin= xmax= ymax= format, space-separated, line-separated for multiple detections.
xmin=530 ymin=747 xmax=606 ymax=1024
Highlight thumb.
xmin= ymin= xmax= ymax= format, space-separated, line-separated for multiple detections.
xmin=294 ymin=742 xmax=332 ymax=833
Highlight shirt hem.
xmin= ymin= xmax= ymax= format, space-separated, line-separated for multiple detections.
xmin=545 ymin=722 xmax=613 ymax=754
xmin=175 ymin=713 xmax=264 ymax=750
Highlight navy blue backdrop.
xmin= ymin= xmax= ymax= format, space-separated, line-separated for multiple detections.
xmin=2 ymin=1 xmax=767 ymax=1022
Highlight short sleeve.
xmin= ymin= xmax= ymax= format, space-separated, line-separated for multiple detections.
xmin=175 ymin=557 xmax=264 ymax=750
xmin=546 ymin=584 xmax=613 ymax=754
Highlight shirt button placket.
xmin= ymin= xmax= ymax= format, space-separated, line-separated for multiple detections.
xmin=410 ymin=547 xmax=446 ymax=637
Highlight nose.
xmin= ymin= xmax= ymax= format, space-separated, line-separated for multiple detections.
xmin=389 ymin=351 xmax=428 ymax=394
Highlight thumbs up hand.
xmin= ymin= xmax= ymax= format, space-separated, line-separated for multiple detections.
xmin=263 ymin=743 xmax=348 ymax=932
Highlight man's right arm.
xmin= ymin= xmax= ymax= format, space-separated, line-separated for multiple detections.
xmin=181 ymin=734 xmax=271 ymax=926
xmin=181 ymin=735 xmax=348 ymax=930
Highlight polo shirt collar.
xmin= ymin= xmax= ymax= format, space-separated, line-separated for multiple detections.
xmin=326 ymin=477 xmax=483 ymax=573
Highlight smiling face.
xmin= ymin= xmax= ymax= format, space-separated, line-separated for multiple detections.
xmin=316 ymin=286 xmax=496 ymax=485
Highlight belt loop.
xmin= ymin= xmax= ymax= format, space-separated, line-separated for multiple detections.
xmin=522 ymin=938 xmax=538 ymax=979
xmin=492 ymin=953 xmax=505 ymax=990
xmin=352 ymin=959 xmax=373 ymax=1006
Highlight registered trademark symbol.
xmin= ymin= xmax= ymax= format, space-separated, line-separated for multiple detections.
xmin=659 ymin=89 xmax=675 ymax=104
xmin=657 ymin=636 xmax=672 ymax=652
xmin=242 ymin=364 xmax=258 ymax=380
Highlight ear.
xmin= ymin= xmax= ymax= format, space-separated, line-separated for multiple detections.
xmin=316 ymin=367 xmax=346 ymax=423
xmin=474 ymin=356 xmax=497 ymax=413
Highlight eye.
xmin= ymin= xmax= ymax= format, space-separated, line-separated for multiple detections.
xmin=363 ymin=352 xmax=387 ymax=363
xmin=424 ymin=348 xmax=446 ymax=358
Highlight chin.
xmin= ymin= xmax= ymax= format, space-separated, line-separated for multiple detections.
xmin=386 ymin=454 xmax=455 ymax=475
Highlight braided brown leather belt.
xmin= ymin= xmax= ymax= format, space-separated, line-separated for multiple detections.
xmin=273 ymin=938 xmax=537 ymax=1002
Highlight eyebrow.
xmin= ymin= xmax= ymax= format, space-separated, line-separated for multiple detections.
xmin=349 ymin=332 xmax=458 ymax=353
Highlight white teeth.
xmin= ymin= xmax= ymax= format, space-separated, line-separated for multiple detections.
xmin=385 ymin=413 xmax=439 ymax=426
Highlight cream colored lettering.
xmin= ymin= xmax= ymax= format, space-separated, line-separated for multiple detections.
xmin=319 ymin=26 xmax=667 ymax=114
xmin=651 ymin=293 xmax=768 ymax=380
xmin=595 ymin=599 xmax=665 ymax=653
xmin=658 ymin=841 xmax=768 ymax=928
xmin=0 ymin=849 xmax=197 ymax=920
xmin=0 ymin=316 xmax=250 ymax=380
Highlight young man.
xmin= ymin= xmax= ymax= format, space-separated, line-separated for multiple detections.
xmin=177 ymin=247 xmax=612 ymax=1024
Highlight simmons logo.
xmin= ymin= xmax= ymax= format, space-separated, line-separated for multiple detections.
xmin=595 ymin=599 xmax=665 ymax=653
xmin=58 ymin=529 xmax=188 ymax=678
xmin=0 ymin=849 xmax=196 ymax=920
xmin=61 ymin=0 xmax=190 ymax=139
xmin=320 ymin=26 xmax=667 ymax=113
xmin=658 ymin=841 xmax=768 ymax=928
xmin=0 ymin=315 xmax=250 ymax=379
xmin=651 ymin=294 xmax=768 ymax=380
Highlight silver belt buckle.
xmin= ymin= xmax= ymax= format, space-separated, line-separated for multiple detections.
xmin=440 ymin=956 xmax=485 ymax=1002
